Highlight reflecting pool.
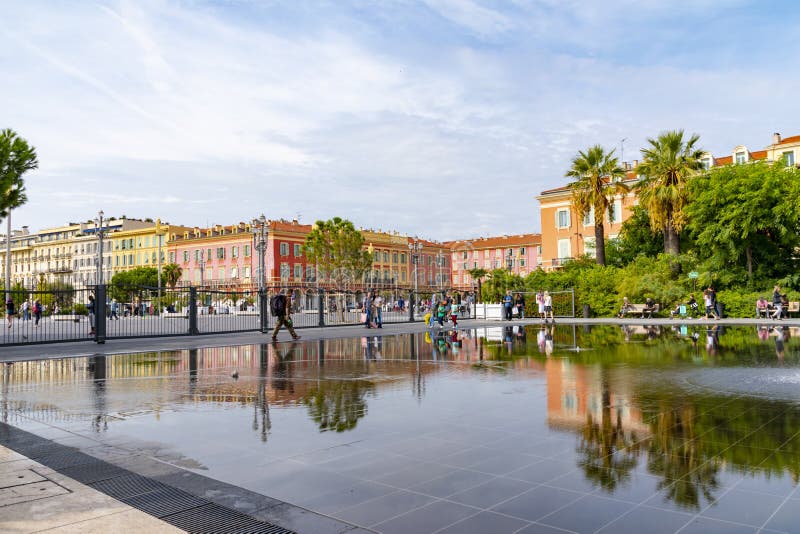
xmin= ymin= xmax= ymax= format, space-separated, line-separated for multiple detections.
xmin=3 ymin=324 xmax=800 ymax=533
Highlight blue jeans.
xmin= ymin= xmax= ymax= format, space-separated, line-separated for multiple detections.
xmin=364 ymin=309 xmax=372 ymax=327
xmin=374 ymin=308 xmax=382 ymax=327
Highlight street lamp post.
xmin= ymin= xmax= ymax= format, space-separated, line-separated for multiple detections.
xmin=408 ymin=238 xmax=423 ymax=311
xmin=198 ymin=250 xmax=206 ymax=288
xmin=94 ymin=210 xmax=105 ymax=286
xmin=506 ymin=250 xmax=513 ymax=272
xmin=155 ymin=219 xmax=164 ymax=314
xmin=251 ymin=215 xmax=269 ymax=334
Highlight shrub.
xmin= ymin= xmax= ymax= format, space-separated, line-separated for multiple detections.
xmin=73 ymin=303 xmax=88 ymax=316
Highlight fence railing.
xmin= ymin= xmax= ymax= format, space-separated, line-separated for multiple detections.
xmin=1 ymin=284 xmax=479 ymax=346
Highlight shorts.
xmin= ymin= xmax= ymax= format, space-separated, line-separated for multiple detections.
xmin=544 ymin=306 xmax=552 ymax=312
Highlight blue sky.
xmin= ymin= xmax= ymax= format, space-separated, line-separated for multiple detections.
xmin=2 ymin=0 xmax=799 ymax=239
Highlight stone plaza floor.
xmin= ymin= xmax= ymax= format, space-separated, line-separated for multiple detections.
xmin=2 ymin=320 xmax=800 ymax=533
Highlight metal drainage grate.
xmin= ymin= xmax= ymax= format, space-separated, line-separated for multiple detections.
xmin=164 ymin=503 xmax=293 ymax=534
xmin=0 ymin=422 xmax=297 ymax=534
xmin=89 ymin=473 xmax=167 ymax=500
xmin=59 ymin=461 xmax=128 ymax=485
xmin=35 ymin=451 xmax=100 ymax=470
xmin=123 ymin=487 xmax=208 ymax=518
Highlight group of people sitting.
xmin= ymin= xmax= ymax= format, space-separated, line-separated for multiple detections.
xmin=756 ymin=286 xmax=790 ymax=319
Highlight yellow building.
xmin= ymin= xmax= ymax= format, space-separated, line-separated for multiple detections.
xmin=110 ymin=220 xmax=191 ymax=275
xmin=537 ymin=132 xmax=800 ymax=270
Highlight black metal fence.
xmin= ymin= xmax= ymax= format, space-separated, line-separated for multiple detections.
xmin=1 ymin=284 xmax=479 ymax=346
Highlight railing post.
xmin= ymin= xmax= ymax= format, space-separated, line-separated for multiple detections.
xmin=95 ymin=285 xmax=106 ymax=344
xmin=188 ymin=286 xmax=199 ymax=335
xmin=317 ymin=289 xmax=325 ymax=327
xmin=409 ymin=290 xmax=415 ymax=322
xmin=259 ymin=289 xmax=269 ymax=334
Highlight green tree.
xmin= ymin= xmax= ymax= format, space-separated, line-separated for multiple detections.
xmin=635 ymin=130 xmax=704 ymax=261
xmin=566 ymin=145 xmax=628 ymax=266
xmin=605 ymin=205 xmax=664 ymax=267
xmin=35 ymin=279 xmax=75 ymax=312
xmin=481 ymin=269 xmax=523 ymax=303
xmin=0 ymin=129 xmax=37 ymax=219
xmin=466 ymin=267 xmax=488 ymax=303
xmin=161 ymin=263 xmax=183 ymax=289
xmin=1 ymin=129 xmax=38 ymax=299
xmin=686 ymin=161 xmax=800 ymax=286
xmin=303 ymin=217 xmax=372 ymax=289
xmin=109 ymin=267 xmax=158 ymax=302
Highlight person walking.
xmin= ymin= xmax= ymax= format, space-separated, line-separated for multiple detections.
xmin=503 ymin=291 xmax=513 ymax=321
xmin=371 ymin=291 xmax=383 ymax=328
xmin=20 ymin=300 xmax=29 ymax=321
xmin=536 ymin=289 xmax=545 ymax=322
xmin=109 ymin=299 xmax=119 ymax=320
xmin=771 ymin=285 xmax=783 ymax=320
xmin=544 ymin=291 xmax=554 ymax=323
xmin=271 ymin=289 xmax=300 ymax=342
xmin=87 ymin=294 xmax=96 ymax=336
xmin=363 ymin=291 xmax=374 ymax=329
xmin=515 ymin=293 xmax=525 ymax=319
xmin=33 ymin=300 xmax=42 ymax=326
xmin=5 ymin=297 xmax=15 ymax=329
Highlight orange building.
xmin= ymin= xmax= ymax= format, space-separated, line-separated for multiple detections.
xmin=536 ymin=132 xmax=800 ymax=270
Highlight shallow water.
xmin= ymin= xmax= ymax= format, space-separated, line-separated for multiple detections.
xmin=3 ymin=324 xmax=800 ymax=532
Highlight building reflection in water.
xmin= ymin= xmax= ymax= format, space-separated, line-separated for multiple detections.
xmin=2 ymin=325 xmax=800 ymax=512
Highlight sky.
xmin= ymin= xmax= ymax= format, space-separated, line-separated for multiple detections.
xmin=2 ymin=0 xmax=799 ymax=240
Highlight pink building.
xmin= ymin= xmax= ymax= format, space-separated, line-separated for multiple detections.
xmin=446 ymin=234 xmax=542 ymax=291
xmin=166 ymin=219 xmax=315 ymax=289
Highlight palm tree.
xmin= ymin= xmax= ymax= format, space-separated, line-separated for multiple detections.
xmin=635 ymin=130 xmax=704 ymax=258
xmin=566 ymin=145 xmax=628 ymax=266
xmin=467 ymin=268 xmax=488 ymax=303
xmin=162 ymin=263 xmax=183 ymax=289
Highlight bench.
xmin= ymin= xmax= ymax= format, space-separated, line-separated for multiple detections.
xmin=621 ymin=303 xmax=660 ymax=318
xmin=53 ymin=314 xmax=81 ymax=322
xmin=758 ymin=302 xmax=800 ymax=319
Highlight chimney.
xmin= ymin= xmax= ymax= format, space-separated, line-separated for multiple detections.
xmin=773 ymin=132 xmax=782 ymax=145
xmin=632 ymin=159 xmax=639 ymax=167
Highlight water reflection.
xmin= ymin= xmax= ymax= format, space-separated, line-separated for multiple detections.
xmin=1 ymin=325 xmax=800 ymax=513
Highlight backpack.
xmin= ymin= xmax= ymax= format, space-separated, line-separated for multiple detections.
xmin=270 ymin=294 xmax=286 ymax=316
xmin=33 ymin=303 xmax=41 ymax=314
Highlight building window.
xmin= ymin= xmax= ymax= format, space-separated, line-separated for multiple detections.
xmin=400 ymin=253 xmax=407 ymax=264
xmin=280 ymin=263 xmax=290 ymax=279
xmin=783 ymin=151 xmax=795 ymax=166
xmin=373 ymin=251 xmax=379 ymax=262
xmin=382 ymin=251 xmax=389 ymax=262
xmin=305 ymin=265 xmax=315 ymax=280
xmin=244 ymin=266 xmax=251 ymax=278
xmin=183 ymin=251 xmax=189 ymax=263
xmin=401 ymin=271 xmax=407 ymax=282
xmin=557 ymin=238 xmax=571 ymax=259
xmin=582 ymin=206 xmax=595 ymax=226
xmin=280 ymin=243 xmax=289 ymax=256
xmin=216 ymin=247 xmax=225 ymax=259
xmin=230 ymin=267 xmax=238 ymax=279
xmin=244 ymin=244 xmax=251 ymax=257
xmin=218 ymin=267 xmax=224 ymax=281
xmin=232 ymin=246 xmax=238 ymax=258
xmin=520 ymin=258 xmax=526 ymax=267
xmin=584 ymin=237 xmax=597 ymax=258
xmin=557 ymin=209 xmax=571 ymax=228
xmin=206 ymin=249 xmax=212 ymax=261
xmin=608 ymin=199 xmax=623 ymax=224
xmin=735 ymin=151 xmax=746 ymax=164
xmin=293 ymin=244 xmax=302 ymax=257
xmin=294 ymin=264 xmax=302 ymax=279
xmin=392 ymin=252 xmax=398 ymax=263
xmin=701 ymin=157 xmax=711 ymax=170
xmin=519 ymin=247 xmax=526 ymax=255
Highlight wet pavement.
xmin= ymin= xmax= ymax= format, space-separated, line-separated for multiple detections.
xmin=2 ymin=323 xmax=800 ymax=533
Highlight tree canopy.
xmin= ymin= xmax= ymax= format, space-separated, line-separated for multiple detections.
xmin=636 ymin=130 xmax=704 ymax=258
xmin=686 ymin=161 xmax=800 ymax=286
xmin=303 ymin=217 xmax=372 ymax=288
xmin=566 ymin=145 xmax=628 ymax=266
xmin=0 ymin=128 xmax=38 ymax=218
xmin=109 ymin=267 xmax=158 ymax=302
xmin=162 ymin=263 xmax=183 ymax=289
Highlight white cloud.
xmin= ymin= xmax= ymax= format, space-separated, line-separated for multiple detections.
xmin=1 ymin=0 xmax=798 ymax=238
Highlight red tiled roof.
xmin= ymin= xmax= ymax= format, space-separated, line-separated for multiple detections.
xmin=777 ymin=135 xmax=800 ymax=146
xmin=714 ymin=155 xmax=732 ymax=165
xmin=444 ymin=233 xmax=541 ymax=250
xmin=750 ymin=150 xmax=768 ymax=161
